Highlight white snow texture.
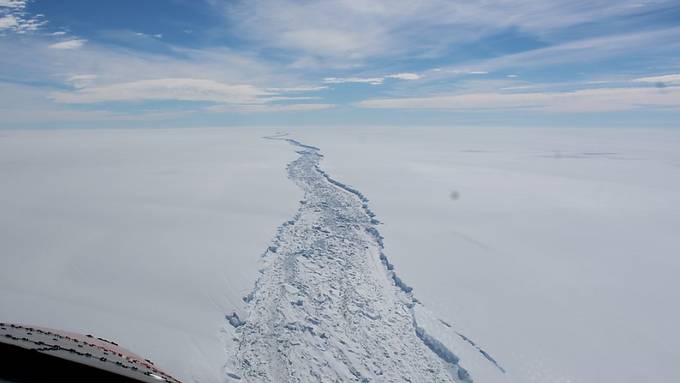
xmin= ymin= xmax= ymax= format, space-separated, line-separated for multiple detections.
xmin=1 ymin=126 xmax=679 ymax=383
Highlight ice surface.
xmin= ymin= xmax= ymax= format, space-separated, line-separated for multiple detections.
xmin=0 ymin=128 xmax=299 ymax=382
xmin=290 ymin=126 xmax=680 ymax=383
xmin=1 ymin=126 xmax=679 ymax=383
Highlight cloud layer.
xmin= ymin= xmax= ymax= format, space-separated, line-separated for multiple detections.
xmin=221 ymin=0 xmax=678 ymax=65
xmin=0 ymin=0 xmax=44 ymax=33
xmin=359 ymin=87 xmax=680 ymax=112
xmin=52 ymin=78 xmax=268 ymax=104
xmin=1 ymin=0 xmax=680 ymax=126
xmin=48 ymin=39 xmax=86 ymax=50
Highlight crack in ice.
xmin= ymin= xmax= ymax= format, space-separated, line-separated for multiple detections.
xmin=228 ymin=137 xmax=479 ymax=382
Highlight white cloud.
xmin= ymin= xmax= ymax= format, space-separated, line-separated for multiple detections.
xmin=1 ymin=77 xmax=327 ymax=127
xmin=323 ymin=77 xmax=385 ymax=85
xmin=633 ymin=74 xmax=680 ymax=85
xmin=66 ymin=74 xmax=98 ymax=88
xmin=0 ymin=0 xmax=45 ymax=33
xmin=0 ymin=0 xmax=26 ymax=9
xmin=132 ymin=31 xmax=163 ymax=39
xmin=267 ymin=85 xmax=328 ymax=92
xmin=0 ymin=35 xmax=305 ymax=110
xmin=217 ymin=0 xmax=676 ymax=65
xmin=0 ymin=35 xmax=292 ymax=89
xmin=432 ymin=27 xmax=680 ymax=77
xmin=0 ymin=14 xmax=17 ymax=29
xmin=279 ymin=28 xmax=369 ymax=58
xmin=207 ymin=102 xmax=334 ymax=113
xmin=52 ymin=76 xmax=332 ymax=113
xmin=431 ymin=68 xmax=490 ymax=76
xmin=358 ymin=86 xmax=680 ymax=112
xmin=51 ymin=76 xmax=336 ymax=115
xmin=386 ymin=73 xmax=421 ymax=80
xmin=324 ymin=72 xmax=422 ymax=85
xmin=0 ymin=26 xmax=335 ymax=122
xmin=263 ymin=96 xmax=322 ymax=102
xmin=0 ymin=81 xmax=192 ymax=124
xmin=52 ymin=78 xmax=271 ymax=104
xmin=49 ymin=39 xmax=86 ymax=50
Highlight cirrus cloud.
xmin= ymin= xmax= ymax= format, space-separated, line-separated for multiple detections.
xmin=323 ymin=72 xmax=422 ymax=85
xmin=50 ymin=77 xmax=335 ymax=113
xmin=48 ymin=39 xmax=87 ymax=50
xmin=323 ymin=77 xmax=385 ymax=85
xmin=52 ymin=78 xmax=270 ymax=104
xmin=633 ymin=74 xmax=680 ymax=85
xmin=218 ymin=0 xmax=679 ymax=66
xmin=359 ymin=86 xmax=680 ymax=112
xmin=0 ymin=14 xmax=17 ymax=29
xmin=385 ymin=73 xmax=421 ymax=80
xmin=0 ymin=0 xmax=26 ymax=8
xmin=0 ymin=0 xmax=46 ymax=33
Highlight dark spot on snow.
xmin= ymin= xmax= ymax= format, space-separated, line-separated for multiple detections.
xmin=226 ymin=312 xmax=245 ymax=328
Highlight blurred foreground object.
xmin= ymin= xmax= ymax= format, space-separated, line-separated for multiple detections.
xmin=0 ymin=323 xmax=181 ymax=383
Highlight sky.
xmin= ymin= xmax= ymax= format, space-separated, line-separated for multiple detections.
xmin=1 ymin=0 xmax=680 ymax=128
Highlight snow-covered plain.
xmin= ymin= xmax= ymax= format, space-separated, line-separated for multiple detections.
xmin=1 ymin=126 xmax=679 ymax=382
xmin=291 ymin=126 xmax=680 ymax=383
xmin=0 ymin=128 xmax=300 ymax=382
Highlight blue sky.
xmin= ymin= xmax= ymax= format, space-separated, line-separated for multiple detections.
xmin=1 ymin=0 xmax=680 ymax=128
